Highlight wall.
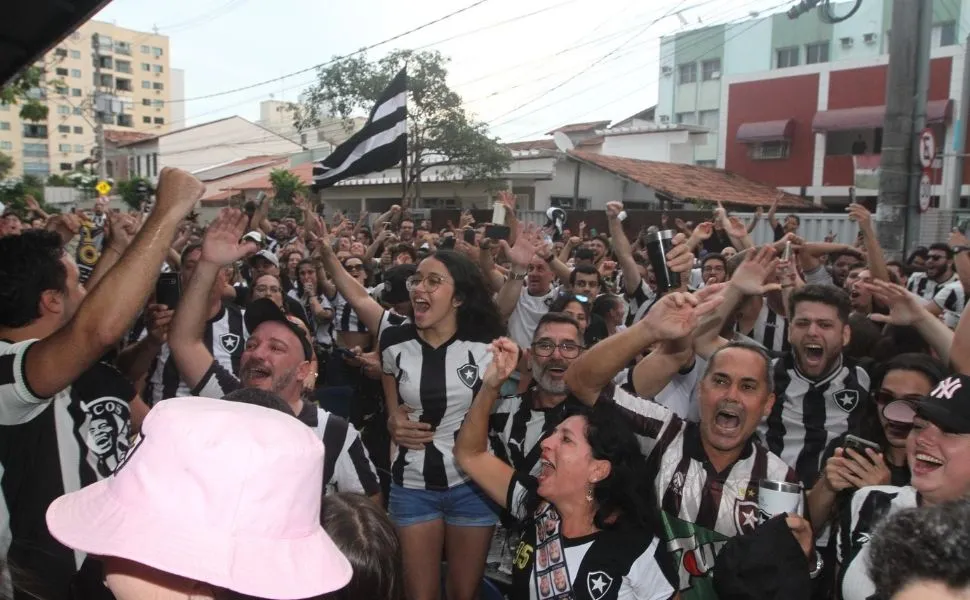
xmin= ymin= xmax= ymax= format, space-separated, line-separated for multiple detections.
xmin=169 ymin=68 xmax=185 ymax=129
xmin=828 ymin=57 xmax=953 ymax=109
xmin=831 ymin=0 xmax=885 ymax=62
xmin=602 ymin=130 xmax=682 ymax=161
xmin=156 ymin=117 xmax=301 ymax=174
xmin=536 ymin=160 xmax=624 ymax=210
xmin=724 ymin=73 xmax=820 ymax=187
xmin=657 ymin=37 xmax=676 ymax=122
xmin=723 ymin=18 xmax=773 ymax=75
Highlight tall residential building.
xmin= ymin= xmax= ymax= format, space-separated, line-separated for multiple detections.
xmin=655 ymin=0 xmax=967 ymax=168
xmin=256 ymin=99 xmax=366 ymax=152
xmin=0 ymin=20 xmax=175 ymax=179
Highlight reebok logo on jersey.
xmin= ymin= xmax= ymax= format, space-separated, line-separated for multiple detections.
xmin=458 ymin=363 xmax=479 ymax=389
xmin=834 ymin=389 xmax=860 ymax=413
xmin=219 ymin=333 xmax=241 ymax=354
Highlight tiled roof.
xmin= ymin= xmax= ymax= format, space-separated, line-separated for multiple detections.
xmin=104 ymin=130 xmax=155 ymax=145
xmin=200 ymin=190 xmax=237 ymax=205
xmin=193 ymin=155 xmax=288 ymax=182
xmin=568 ymin=150 xmax=810 ymax=209
xmin=546 ymin=120 xmax=612 ymax=135
xmin=228 ymin=162 xmax=314 ymax=191
xmin=116 ymin=117 xmax=236 ymax=147
xmin=505 ymin=139 xmax=557 ymax=151
xmin=577 ymin=136 xmax=604 ymax=147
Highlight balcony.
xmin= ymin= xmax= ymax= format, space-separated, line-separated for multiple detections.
xmin=822 ymin=155 xmax=856 ymax=187
xmin=22 ymin=125 xmax=48 ymax=139
xmin=114 ymin=43 xmax=132 ymax=56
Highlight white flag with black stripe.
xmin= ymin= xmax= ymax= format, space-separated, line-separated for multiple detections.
xmin=311 ymin=68 xmax=407 ymax=189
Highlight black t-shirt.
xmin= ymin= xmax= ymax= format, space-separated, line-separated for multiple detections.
xmin=773 ymin=223 xmax=785 ymax=242
xmin=701 ymin=230 xmax=732 ymax=255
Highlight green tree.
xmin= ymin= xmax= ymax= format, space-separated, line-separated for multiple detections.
xmin=115 ymin=177 xmax=154 ymax=211
xmin=0 ymin=152 xmax=13 ymax=180
xmin=296 ymin=49 xmax=511 ymax=205
xmin=0 ymin=174 xmax=56 ymax=215
xmin=268 ymin=168 xmax=308 ymax=204
xmin=0 ymin=66 xmax=51 ymax=121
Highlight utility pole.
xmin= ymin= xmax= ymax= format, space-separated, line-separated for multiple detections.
xmin=92 ymin=33 xmax=107 ymax=180
xmin=876 ymin=0 xmax=933 ymax=259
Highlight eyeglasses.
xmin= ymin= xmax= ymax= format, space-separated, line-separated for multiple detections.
xmin=344 ymin=264 xmax=364 ymax=272
xmin=875 ymin=390 xmax=925 ymax=405
xmin=532 ymin=340 xmax=584 ymax=358
xmin=406 ymin=274 xmax=452 ymax=293
xmin=927 ymin=254 xmax=948 ymax=262
xmin=254 ymin=285 xmax=282 ymax=294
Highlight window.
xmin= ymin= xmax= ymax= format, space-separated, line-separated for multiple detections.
xmin=140 ymin=44 xmax=150 ymax=54
xmin=72 ymin=107 xmax=83 ymax=115
xmin=55 ymin=86 xmax=68 ymax=95
xmin=70 ymin=50 xmax=81 ymax=59
xmin=98 ymin=35 xmax=113 ymax=47
xmin=153 ymin=117 xmax=165 ymax=125
xmin=776 ymin=46 xmax=799 ymax=68
xmin=99 ymin=114 xmax=116 ymax=125
xmin=114 ymin=41 xmax=131 ymax=55
xmin=0 ymin=122 xmax=9 ymax=131
xmin=98 ymin=56 xmax=113 ymax=69
xmin=116 ymin=78 xmax=133 ymax=91
xmin=142 ymin=98 xmax=152 ymax=106
xmin=699 ymin=109 xmax=719 ymax=130
xmin=73 ymin=126 xmax=83 ymax=134
xmin=72 ymin=88 xmax=82 ymax=97
xmin=152 ymin=65 xmax=164 ymax=73
xmin=54 ymin=48 xmax=67 ymax=58
xmin=57 ymin=125 xmax=70 ymax=133
xmin=57 ymin=105 xmax=70 ymax=115
xmin=152 ymin=47 xmax=163 ymax=58
xmin=0 ymin=141 xmax=12 ymax=151
xmin=23 ymin=142 xmax=48 ymax=156
xmin=935 ymin=21 xmax=958 ymax=47
xmin=115 ymin=60 xmax=132 ymax=74
xmin=55 ymin=67 xmax=69 ymax=77
xmin=317 ymin=130 xmax=326 ymax=142
xmin=71 ymin=69 xmax=81 ymax=78
xmin=73 ymin=144 xmax=84 ymax=153
xmin=675 ymin=112 xmax=697 ymax=125
xmin=59 ymin=163 xmax=73 ymax=171
xmin=152 ymin=153 xmax=159 ymax=176
xmin=701 ymin=59 xmax=721 ymax=81
xmin=141 ymin=63 xmax=151 ymax=71
xmin=678 ymin=63 xmax=697 ymax=84
xmin=98 ymin=74 xmax=113 ymax=87
xmin=300 ymin=133 xmax=308 ymax=145
xmin=118 ymin=114 xmax=134 ymax=127
xmin=58 ymin=143 xmax=71 ymax=152
xmin=152 ymin=82 xmax=164 ymax=90
xmin=152 ymin=99 xmax=164 ymax=108
xmin=806 ymin=42 xmax=829 ymax=64
xmin=23 ymin=163 xmax=50 ymax=177
xmin=550 ymin=196 xmax=590 ymax=210
xmin=141 ymin=80 xmax=151 ymax=89
xmin=749 ymin=141 xmax=791 ymax=160
xmin=143 ymin=116 xmax=151 ymax=124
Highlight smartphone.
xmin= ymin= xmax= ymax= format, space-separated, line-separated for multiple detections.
xmin=463 ymin=228 xmax=476 ymax=244
xmin=383 ymin=221 xmax=392 ymax=231
xmin=155 ymin=272 xmax=181 ymax=309
xmin=485 ymin=224 xmax=511 ymax=241
xmin=843 ymin=434 xmax=881 ymax=456
xmin=334 ymin=347 xmax=357 ymax=360
xmin=256 ymin=191 xmax=267 ymax=204
xmin=491 ymin=201 xmax=507 ymax=226
xmin=440 ymin=236 xmax=456 ymax=250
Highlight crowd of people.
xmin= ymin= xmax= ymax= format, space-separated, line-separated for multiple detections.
xmin=2 ymin=175 xmax=970 ymax=600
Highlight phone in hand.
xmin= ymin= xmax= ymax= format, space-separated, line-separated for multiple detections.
xmin=463 ymin=228 xmax=476 ymax=244
xmin=485 ymin=224 xmax=510 ymax=241
xmin=155 ymin=272 xmax=181 ymax=309
xmin=843 ymin=434 xmax=880 ymax=458
xmin=440 ymin=236 xmax=456 ymax=250
xmin=334 ymin=347 xmax=357 ymax=361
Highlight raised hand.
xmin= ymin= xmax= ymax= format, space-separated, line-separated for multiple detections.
xmin=606 ymin=201 xmax=624 ymax=220
xmin=153 ymin=167 xmax=206 ymax=219
xmin=847 ymin=203 xmax=873 ymax=232
xmin=643 ymin=286 xmax=725 ymax=342
xmin=666 ymin=233 xmax=696 ymax=274
xmin=661 ymin=213 xmax=669 ymax=227
xmin=25 ymin=195 xmax=41 ymax=213
xmin=725 ymin=216 xmax=748 ymax=239
xmin=106 ymin=212 xmax=138 ymax=251
xmin=145 ymin=303 xmax=174 ymax=342
xmin=730 ymin=246 xmax=781 ymax=296
xmin=499 ymin=190 xmax=517 ymax=213
xmin=483 ymin=337 xmax=519 ymax=390
xmin=865 ymin=280 xmax=928 ymax=326
xmin=691 ymin=222 xmax=714 ymax=242
xmin=501 ymin=222 xmax=542 ymax=269
xmin=201 ymin=208 xmax=260 ymax=266
xmin=950 ymin=228 xmax=970 ymax=248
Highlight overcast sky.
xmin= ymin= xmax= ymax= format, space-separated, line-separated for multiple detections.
xmin=94 ymin=0 xmax=793 ymax=142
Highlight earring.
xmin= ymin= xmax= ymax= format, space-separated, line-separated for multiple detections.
xmin=585 ymin=484 xmax=594 ymax=503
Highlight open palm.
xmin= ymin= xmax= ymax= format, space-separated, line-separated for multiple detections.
xmin=202 ymin=208 xmax=259 ymax=265
xmin=730 ymin=246 xmax=779 ymax=296
xmin=503 ymin=223 xmax=541 ymax=268
xmin=866 ymin=281 xmax=925 ymax=326
xmin=484 ymin=337 xmax=519 ymax=389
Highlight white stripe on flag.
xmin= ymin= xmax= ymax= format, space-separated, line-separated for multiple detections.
xmin=372 ymin=91 xmax=407 ymax=122
xmin=315 ymin=119 xmax=407 ymax=182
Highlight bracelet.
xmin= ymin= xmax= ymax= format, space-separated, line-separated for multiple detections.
xmin=543 ymin=254 xmax=554 ymax=263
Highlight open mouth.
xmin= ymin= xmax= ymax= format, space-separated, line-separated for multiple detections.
xmin=545 ymin=364 xmax=568 ymax=378
xmin=243 ymin=365 xmax=272 ymax=384
xmin=713 ymin=405 xmax=743 ymax=433
xmin=912 ymin=452 xmax=944 ymax=475
xmin=803 ymin=344 xmax=825 ymax=363
xmin=412 ymin=299 xmax=431 ymax=317
xmin=538 ymin=458 xmax=556 ymax=481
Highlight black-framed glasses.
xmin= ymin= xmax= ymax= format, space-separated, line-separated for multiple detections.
xmin=406 ymin=274 xmax=452 ymax=293
xmin=532 ymin=340 xmax=584 ymax=358
xmin=344 ymin=263 xmax=365 ymax=272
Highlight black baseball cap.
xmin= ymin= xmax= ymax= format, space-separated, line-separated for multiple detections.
xmin=883 ymin=374 xmax=970 ymax=434
xmin=244 ymin=298 xmax=313 ymax=360
xmin=382 ymin=264 xmax=416 ymax=305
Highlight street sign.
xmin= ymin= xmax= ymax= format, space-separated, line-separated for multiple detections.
xmin=95 ymin=180 xmax=112 ymax=196
xmin=919 ymin=172 xmax=932 ymax=212
xmin=919 ymin=128 xmax=937 ymax=169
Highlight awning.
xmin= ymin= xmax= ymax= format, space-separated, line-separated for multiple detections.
xmin=736 ymin=119 xmax=795 ymax=143
xmin=812 ymin=99 xmax=954 ymax=132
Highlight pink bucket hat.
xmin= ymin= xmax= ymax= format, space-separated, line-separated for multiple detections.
xmin=46 ymin=397 xmax=351 ymax=599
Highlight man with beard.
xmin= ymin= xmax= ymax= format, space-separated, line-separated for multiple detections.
xmin=907 ymin=243 xmax=959 ymax=302
xmin=168 ymin=208 xmax=380 ymax=502
xmin=563 ymin=291 xmax=809 ymax=600
xmin=696 ymin=256 xmax=870 ymax=487
xmin=497 ymin=226 xmax=561 ymax=348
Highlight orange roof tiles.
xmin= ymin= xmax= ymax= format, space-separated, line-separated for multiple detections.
xmin=546 ymin=120 xmax=612 ymax=135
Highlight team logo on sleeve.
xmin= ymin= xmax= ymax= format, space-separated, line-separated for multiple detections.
xmin=219 ymin=333 xmax=241 ymax=354
xmin=734 ymin=499 xmax=761 ymax=534
xmin=834 ymin=389 xmax=860 ymax=412
xmin=458 ymin=363 xmax=479 ymax=389
xmin=587 ymin=571 xmax=614 ymax=600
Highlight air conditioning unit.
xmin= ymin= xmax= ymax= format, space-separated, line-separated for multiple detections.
xmin=841 ymin=37 xmax=854 ymax=49
xmin=863 ymin=33 xmax=877 ymax=44
xmin=710 ymin=71 xmax=721 ymax=80
xmin=659 ymin=115 xmax=671 ymax=124
xmin=661 ymin=65 xmax=673 ymax=77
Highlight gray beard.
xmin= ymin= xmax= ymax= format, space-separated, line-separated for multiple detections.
xmin=532 ymin=363 xmax=568 ymax=395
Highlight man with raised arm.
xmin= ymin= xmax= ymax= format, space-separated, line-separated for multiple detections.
xmin=0 ymin=167 xmax=204 ymax=599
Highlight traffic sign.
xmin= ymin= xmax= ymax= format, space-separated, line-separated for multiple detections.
xmin=95 ymin=180 xmax=112 ymax=196
xmin=919 ymin=172 xmax=932 ymax=212
xmin=919 ymin=128 xmax=936 ymax=169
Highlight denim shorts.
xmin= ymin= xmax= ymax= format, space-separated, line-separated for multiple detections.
xmin=388 ymin=481 xmax=500 ymax=528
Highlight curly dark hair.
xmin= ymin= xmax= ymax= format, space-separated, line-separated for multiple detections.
xmin=295 ymin=258 xmax=326 ymax=296
xmin=426 ymin=250 xmax=504 ymax=344
xmin=0 ymin=230 xmax=68 ymax=328
xmin=869 ymin=498 xmax=970 ymax=598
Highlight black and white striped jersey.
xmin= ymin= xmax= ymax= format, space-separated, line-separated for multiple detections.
xmin=488 ymin=388 xmax=572 ymax=476
xmin=907 ymin=271 xmax=959 ymax=302
xmin=600 ymin=384 xmax=798 ymax=599
xmin=0 ymin=340 xmax=135 ymax=597
xmin=737 ymin=304 xmax=789 ymax=355
xmin=189 ymin=362 xmax=380 ymax=497
xmin=760 ymin=354 xmax=870 ymax=487
xmin=288 ymin=290 xmax=334 ymax=346
xmin=624 ymin=280 xmax=657 ymax=327
xmin=144 ymin=304 xmax=247 ymax=405
xmin=380 ymin=312 xmax=495 ymax=490
xmin=836 ymin=485 xmax=917 ymax=600
xmin=331 ymin=291 xmax=373 ymax=334
xmin=933 ymin=280 xmax=966 ymax=330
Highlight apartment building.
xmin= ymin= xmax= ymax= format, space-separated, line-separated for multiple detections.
xmin=0 ymin=20 xmax=175 ymax=178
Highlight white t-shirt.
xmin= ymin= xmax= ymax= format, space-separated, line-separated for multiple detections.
xmin=507 ymin=285 xmax=559 ymax=349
